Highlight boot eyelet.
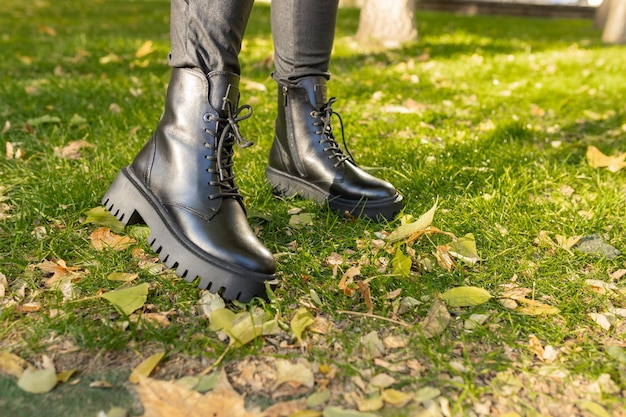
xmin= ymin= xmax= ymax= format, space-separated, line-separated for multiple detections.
xmin=202 ymin=113 xmax=212 ymax=122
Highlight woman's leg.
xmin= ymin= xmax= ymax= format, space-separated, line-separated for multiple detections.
xmin=169 ymin=0 xmax=254 ymax=75
xmin=267 ymin=0 xmax=404 ymax=221
xmin=103 ymin=0 xmax=276 ymax=302
xmin=271 ymin=0 xmax=339 ymax=81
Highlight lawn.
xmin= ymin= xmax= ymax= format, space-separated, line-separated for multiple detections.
xmin=1 ymin=1 xmax=626 ymax=416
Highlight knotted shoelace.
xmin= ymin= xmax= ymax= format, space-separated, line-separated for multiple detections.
xmin=204 ymin=98 xmax=253 ymax=200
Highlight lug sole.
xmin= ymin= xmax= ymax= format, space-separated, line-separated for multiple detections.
xmin=102 ymin=167 xmax=275 ymax=302
xmin=266 ymin=166 xmax=404 ymax=222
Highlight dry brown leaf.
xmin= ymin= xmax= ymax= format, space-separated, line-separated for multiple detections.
xmin=338 ymin=265 xmax=360 ymax=296
xmin=357 ymin=281 xmax=373 ymax=313
xmin=90 ymin=227 xmax=136 ymax=251
xmin=610 ymin=269 xmax=626 ymax=280
xmin=434 ymin=245 xmax=456 ymax=272
xmin=528 ymin=334 xmax=545 ymax=359
xmin=137 ymin=371 xmax=262 ymax=417
xmin=420 ymin=298 xmax=451 ymax=338
xmin=54 ymin=140 xmax=94 ymax=160
xmin=586 ymin=145 xmax=626 ymax=172
xmin=36 ymin=259 xmax=83 ymax=286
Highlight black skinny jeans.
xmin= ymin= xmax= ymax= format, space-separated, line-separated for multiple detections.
xmin=168 ymin=0 xmax=339 ymax=82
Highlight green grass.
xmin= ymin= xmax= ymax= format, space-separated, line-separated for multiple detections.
xmin=2 ymin=1 xmax=626 ymax=416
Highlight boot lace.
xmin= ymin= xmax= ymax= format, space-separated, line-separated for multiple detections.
xmin=311 ymin=97 xmax=355 ymax=167
xmin=203 ymin=98 xmax=254 ymax=200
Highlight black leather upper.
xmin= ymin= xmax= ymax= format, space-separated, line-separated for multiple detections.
xmin=269 ymin=76 xmax=400 ymax=202
xmin=131 ymin=68 xmax=276 ymax=274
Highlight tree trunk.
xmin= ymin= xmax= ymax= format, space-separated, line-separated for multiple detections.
xmin=602 ymin=0 xmax=626 ymax=44
xmin=356 ymin=0 xmax=418 ymax=47
xmin=594 ymin=0 xmax=611 ymax=29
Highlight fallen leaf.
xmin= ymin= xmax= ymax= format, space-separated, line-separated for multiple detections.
xmin=209 ymin=307 xmax=279 ymax=347
xmin=90 ymin=380 xmax=113 ymax=388
xmin=586 ymin=145 xmax=626 ymax=172
xmin=17 ymin=368 xmax=58 ymax=394
xmin=100 ymin=53 xmax=121 ymax=64
xmin=274 ymin=358 xmax=315 ymax=389
xmin=26 ymin=115 xmax=61 ymax=126
xmin=356 ymin=395 xmax=383 ymax=412
xmin=135 ymin=40 xmax=155 ymax=58
xmin=515 ymin=298 xmax=560 ymax=316
xmin=90 ymin=227 xmax=136 ymax=251
xmin=338 ymin=265 xmax=360 ymax=296
xmin=101 ymin=282 xmax=150 ymax=315
xmin=441 ymin=286 xmax=492 ymax=307
xmin=360 ymin=331 xmax=385 ymax=359
xmin=356 ymin=281 xmax=373 ymax=313
xmin=381 ymin=389 xmax=412 ymax=407
xmin=448 ymin=233 xmax=480 ymax=265
xmin=289 ymin=213 xmax=315 ymax=228
xmin=0 ymin=351 xmax=31 ymax=378
xmin=421 ymin=298 xmax=451 ymax=338
xmin=391 ymin=250 xmax=412 ymax=277
xmin=388 ymin=199 xmax=438 ymax=242
xmin=36 ymin=259 xmax=82 ymax=287
xmin=434 ymin=245 xmax=456 ymax=271
xmin=54 ymin=139 xmax=93 ymax=159
xmin=588 ymin=313 xmax=611 ymax=331
xmin=307 ymin=390 xmax=331 ymax=408
xmin=291 ymin=307 xmax=315 ymax=344
xmin=414 ymin=386 xmax=441 ymax=403
xmin=578 ymin=400 xmax=611 ymax=417
xmin=129 ymin=352 xmax=165 ymax=384
xmin=585 ymin=279 xmax=617 ymax=294
xmin=137 ymin=371 xmax=261 ymax=417
xmin=82 ymin=207 xmax=125 ymax=233
xmin=464 ymin=313 xmax=490 ymax=330
xmin=57 ymin=369 xmax=77 ymax=383
xmin=107 ymin=272 xmax=139 ymax=282
xmin=322 ymin=407 xmax=379 ymax=417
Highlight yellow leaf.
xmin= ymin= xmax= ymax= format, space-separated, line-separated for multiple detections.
xmin=578 ymin=400 xmax=611 ymax=417
xmin=17 ymin=368 xmax=58 ymax=394
xmin=391 ymin=250 xmax=412 ymax=277
xmin=515 ymin=298 xmax=560 ymax=316
xmin=0 ymin=351 xmax=31 ymax=378
xmin=135 ymin=40 xmax=155 ymax=58
xmin=381 ymin=389 xmax=413 ymax=407
xmin=586 ymin=145 xmax=626 ymax=172
xmin=101 ymin=282 xmax=149 ymax=315
xmin=441 ymin=286 xmax=492 ymax=307
xmin=291 ymin=307 xmax=315 ymax=344
xmin=107 ymin=272 xmax=139 ymax=282
xmin=388 ymin=199 xmax=438 ymax=242
xmin=274 ymin=358 xmax=315 ymax=389
xmin=209 ymin=307 xmax=279 ymax=347
xmin=448 ymin=233 xmax=480 ymax=265
xmin=57 ymin=369 xmax=77 ymax=383
xmin=356 ymin=395 xmax=383 ymax=412
xmin=82 ymin=207 xmax=125 ymax=233
xmin=129 ymin=351 xmax=165 ymax=384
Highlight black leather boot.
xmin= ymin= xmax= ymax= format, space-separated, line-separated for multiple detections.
xmin=266 ymin=76 xmax=404 ymax=221
xmin=102 ymin=68 xmax=276 ymax=302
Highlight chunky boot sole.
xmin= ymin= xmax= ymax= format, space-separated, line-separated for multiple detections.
xmin=102 ymin=167 xmax=276 ymax=302
xmin=266 ymin=166 xmax=404 ymax=222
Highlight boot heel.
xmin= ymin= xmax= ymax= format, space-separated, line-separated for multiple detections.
xmin=101 ymin=170 xmax=145 ymax=226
